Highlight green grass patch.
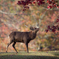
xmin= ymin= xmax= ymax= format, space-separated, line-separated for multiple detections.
xmin=0 ymin=51 xmax=59 ymax=59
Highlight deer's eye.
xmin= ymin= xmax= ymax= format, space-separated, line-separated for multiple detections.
xmin=35 ymin=28 xmax=37 ymax=29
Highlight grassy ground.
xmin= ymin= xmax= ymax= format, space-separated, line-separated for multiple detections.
xmin=0 ymin=51 xmax=59 ymax=59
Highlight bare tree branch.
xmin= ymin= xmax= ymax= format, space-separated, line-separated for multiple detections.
xmin=0 ymin=10 xmax=17 ymax=15
xmin=42 ymin=7 xmax=59 ymax=11
xmin=0 ymin=19 xmax=18 ymax=29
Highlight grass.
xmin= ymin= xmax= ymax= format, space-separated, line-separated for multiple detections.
xmin=0 ymin=51 xmax=59 ymax=59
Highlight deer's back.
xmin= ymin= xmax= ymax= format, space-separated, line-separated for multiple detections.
xmin=9 ymin=31 xmax=31 ymax=42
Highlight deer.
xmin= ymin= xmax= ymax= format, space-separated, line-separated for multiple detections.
xmin=6 ymin=26 xmax=39 ymax=53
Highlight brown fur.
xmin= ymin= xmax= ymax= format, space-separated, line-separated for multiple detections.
xmin=6 ymin=27 xmax=39 ymax=53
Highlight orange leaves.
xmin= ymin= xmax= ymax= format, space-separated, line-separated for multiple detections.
xmin=1 ymin=34 xmax=5 ymax=38
xmin=22 ymin=20 xmax=25 ymax=23
xmin=14 ymin=1 xmax=18 ymax=5
xmin=51 ymin=14 xmax=56 ymax=22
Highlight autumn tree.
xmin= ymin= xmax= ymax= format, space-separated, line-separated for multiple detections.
xmin=0 ymin=0 xmax=59 ymax=51
xmin=17 ymin=0 xmax=59 ymax=32
xmin=17 ymin=0 xmax=59 ymax=50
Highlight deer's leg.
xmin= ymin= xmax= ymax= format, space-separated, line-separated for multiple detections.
xmin=12 ymin=42 xmax=18 ymax=53
xmin=6 ymin=41 xmax=13 ymax=53
xmin=25 ymin=43 xmax=29 ymax=53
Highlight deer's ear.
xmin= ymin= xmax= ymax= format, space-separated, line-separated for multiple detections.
xmin=30 ymin=27 xmax=34 ymax=30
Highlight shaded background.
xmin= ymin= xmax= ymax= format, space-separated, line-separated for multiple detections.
xmin=0 ymin=0 xmax=59 ymax=52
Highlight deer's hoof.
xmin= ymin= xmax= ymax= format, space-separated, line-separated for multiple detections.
xmin=16 ymin=52 xmax=18 ymax=54
xmin=6 ymin=51 xmax=8 ymax=53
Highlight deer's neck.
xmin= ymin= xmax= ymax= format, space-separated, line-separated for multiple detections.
xmin=29 ymin=31 xmax=37 ymax=39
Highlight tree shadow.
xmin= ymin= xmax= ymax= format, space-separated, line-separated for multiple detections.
xmin=0 ymin=52 xmax=59 ymax=59
xmin=0 ymin=55 xmax=59 ymax=59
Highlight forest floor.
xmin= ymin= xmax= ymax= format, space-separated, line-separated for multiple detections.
xmin=0 ymin=51 xmax=59 ymax=59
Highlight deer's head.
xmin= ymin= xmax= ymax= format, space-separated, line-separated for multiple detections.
xmin=30 ymin=26 xmax=39 ymax=33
